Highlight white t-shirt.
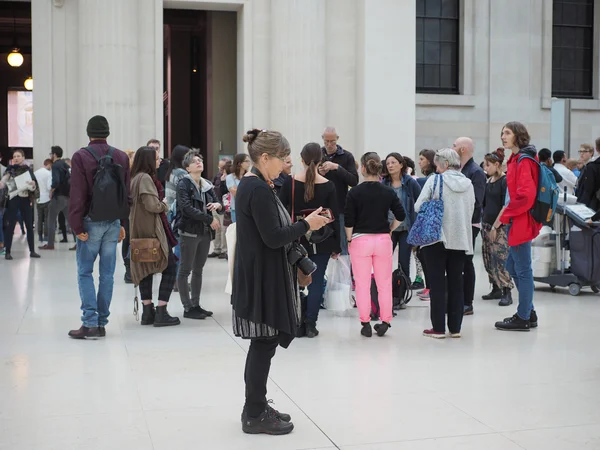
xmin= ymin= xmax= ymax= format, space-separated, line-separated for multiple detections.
xmin=34 ymin=167 xmax=52 ymax=204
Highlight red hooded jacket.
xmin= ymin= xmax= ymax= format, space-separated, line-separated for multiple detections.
xmin=500 ymin=146 xmax=542 ymax=246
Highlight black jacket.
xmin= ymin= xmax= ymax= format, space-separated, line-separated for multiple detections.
xmin=321 ymin=146 xmax=359 ymax=211
xmin=175 ymin=176 xmax=221 ymax=239
xmin=232 ymin=175 xmax=309 ymax=348
xmin=51 ymin=159 xmax=71 ymax=197
xmin=461 ymin=158 xmax=486 ymax=225
xmin=577 ymin=157 xmax=600 ymax=211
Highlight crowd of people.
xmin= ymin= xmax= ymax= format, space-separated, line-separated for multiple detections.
xmin=2 ymin=115 xmax=600 ymax=436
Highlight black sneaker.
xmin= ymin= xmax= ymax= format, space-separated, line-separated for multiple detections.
xmin=463 ymin=305 xmax=474 ymax=316
xmin=242 ymin=408 xmax=294 ymax=435
xmin=530 ymin=310 xmax=538 ymax=328
xmin=242 ymin=401 xmax=291 ymax=423
xmin=305 ymin=321 xmax=319 ymax=338
xmin=495 ymin=314 xmax=530 ymax=331
xmin=482 ymin=287 xmax=503 ymax=300
xmin=498 ymin=289 xmax=513 ymax=307
xmin=30 ymin=252 xmax=41 ymax=258
xmin=183 ymin=307 xmax=207 ymax=320
xmin=207 ymin=252 xmax=220 ymax=258
xmin=99 ymin=327 xmax=106 ymax=337
xmin=502 ymin=310 xmax=538 ymax=328
xmin=198 ymin=307 xmax=213 ymax=317
xmin=374 ymin=321 xmax=390 ymax=337
xmin=361 ymin=322 xmax=372 ymax=337
xmin=5 ymin=252 xmax=12 ymax=260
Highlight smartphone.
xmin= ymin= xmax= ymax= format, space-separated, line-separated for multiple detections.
xmin=301 ymin=208 xmax=333 ymax=221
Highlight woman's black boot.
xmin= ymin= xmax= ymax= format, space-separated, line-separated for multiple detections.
xmin=141 ymin=303 xmax=156 ymax=325
xmin=154 ymin=305 xmax=181 ymax=327
xmin=361 ymin=322 xmax=372 ymax=337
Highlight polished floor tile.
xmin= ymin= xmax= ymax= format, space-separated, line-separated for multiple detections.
xmin=1 ymin=237 xmax=600 ymax=449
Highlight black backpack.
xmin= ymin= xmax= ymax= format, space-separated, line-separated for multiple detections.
xmin=85 ymin=146 xmax=129 ymax=222
xmin=370 ymin=268 xmax=413 ymax=320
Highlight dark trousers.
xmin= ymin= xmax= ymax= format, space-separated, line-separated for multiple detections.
xmin=4 ymin=197 xmax=34 ymax=253
xmin=417 ymin=246 xmax=430 ymax=289
xmin=306 ymin=253 xmax=330 ymax=322
xmin=423 ymin=243 xmax=466 ymax=333
xmin=58 ymin=211 xmax=68 ymax=240
xmin=391 ymin=230 xmax=412 ymax=280
xmin=244 ymin=336 xmax=279 ymax=418
xmin=177 ymin=233 xmax=211 ymax=311
xmin=36 ymin=201 xmax=50 ymax=240
xmin=122 ymin=219 xmax=130 ymax=262
xmin=463 ymin=227 xmax=480 ymax=307
xmin=138 ymin=251 xmax=177 ymax=302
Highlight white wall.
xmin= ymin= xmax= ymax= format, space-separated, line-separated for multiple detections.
xmin=416 ymin=0 xmax=600 ymax=163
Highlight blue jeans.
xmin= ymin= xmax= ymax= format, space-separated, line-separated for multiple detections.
xmin=505 ymin=240 xmax=535 ymax=320
xmin=339 ymin=213 xmax=349 ymax=256
xmin=307 ymin=253 xmax=331 ymax=322
xmin=76 ymin=219 xmax=121 ymax=327
xmin=231 ymin=210 xmax=237 ymax=223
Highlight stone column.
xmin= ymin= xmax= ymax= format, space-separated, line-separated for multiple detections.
xmin=270 ymin=0 xmax=326 ymax=161
xmin=357 ymin=0 xmax=416 ymax=160
xmin=77 ymin=0 xmax=140 ymax=149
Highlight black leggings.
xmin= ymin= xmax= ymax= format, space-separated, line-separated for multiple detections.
xmin=138 ymin=250 xmax=177 ymax=302
xmin=3 ymin=197 xmax=34 ymax=253
xmin=244 ymin=337 xmax=279 ymax=418
xmin=122 ymin=219 xmax=130 ymax=262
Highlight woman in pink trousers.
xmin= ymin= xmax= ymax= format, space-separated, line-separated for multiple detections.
xmin=344 ymin=152 xmax=405 ymax=337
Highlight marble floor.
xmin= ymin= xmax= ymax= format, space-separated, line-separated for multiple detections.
xmin=1 ymin=235 xmax=600 ymax=450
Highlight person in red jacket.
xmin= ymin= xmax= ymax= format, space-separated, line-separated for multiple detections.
xmin=492 ymin=122 xmax=542 ymax=331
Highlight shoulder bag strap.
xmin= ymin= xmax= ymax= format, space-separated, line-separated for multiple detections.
xmin=85 ymin=146 xmax=100 ymax=162
xmin=291 ymin=175 xmax=295 ymax=221
xmin=438 ymin=174 xmax=443 ymax=199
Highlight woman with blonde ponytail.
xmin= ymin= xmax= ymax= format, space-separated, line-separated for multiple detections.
xmin=279 ymin=142 xmax=340 ymax=338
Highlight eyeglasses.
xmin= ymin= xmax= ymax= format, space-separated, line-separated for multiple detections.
xmin=579 ymin=150 xmax=592 ymax=154
xmin=323 ymin=139 xmax=337 ymax=144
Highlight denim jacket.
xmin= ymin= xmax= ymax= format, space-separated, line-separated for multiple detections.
xmin=383 ymin=174 xmax=422 ymax=230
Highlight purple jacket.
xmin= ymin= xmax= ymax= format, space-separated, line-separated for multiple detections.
xmin=68 ymin=139 xmax=131 ymax=235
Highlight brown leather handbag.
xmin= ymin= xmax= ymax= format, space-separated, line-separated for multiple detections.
xmin=130 ymin=238 xmax=161 ymax=263
xmin=129 ymin=188 xmax=162 ymax=264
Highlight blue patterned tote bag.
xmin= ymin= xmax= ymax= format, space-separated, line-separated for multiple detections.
xmin=407 ymin=174 xmax=444 ymax=246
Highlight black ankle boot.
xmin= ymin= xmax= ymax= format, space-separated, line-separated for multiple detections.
xmin=374 ymin=321 xmax=391 ymax=337
xmin=154 ymin=305 xmax=181 ymax=327
xmin=482 ymin=285 xmax=503 ymax=300
xmin=124 ymin=259 xmax=133 ymax=284
xmin=141 ymin=303 xmax=156 ymax=325
xmin=305 ymin=320 xmax=319 ymax=338
xmin=498 ymin=288 xmax=513 ymax=306
xmin=361 ymin=322 xmax=372 ymax=337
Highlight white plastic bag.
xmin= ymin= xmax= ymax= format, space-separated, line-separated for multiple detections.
xmin=324 ymin=256 xmax=353 ymax=313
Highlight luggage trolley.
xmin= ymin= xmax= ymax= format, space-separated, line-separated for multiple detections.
xmin=533 ymin=201 xmax=600 ymax=296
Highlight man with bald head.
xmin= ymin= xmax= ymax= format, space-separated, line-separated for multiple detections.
xmin=320 ymin=126 xmax=359 ymax=255
xmin=453 ymin=137 xmax=486 ymax=315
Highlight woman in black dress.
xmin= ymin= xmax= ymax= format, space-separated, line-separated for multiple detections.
xmin=232 ymin=129 xmax=330 ymax=435
xmin=280 ymin=142 xmax=340 ymax=338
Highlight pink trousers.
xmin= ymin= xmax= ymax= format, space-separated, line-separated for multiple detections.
xmin=349 ymin=234 xmax=394 ymax=323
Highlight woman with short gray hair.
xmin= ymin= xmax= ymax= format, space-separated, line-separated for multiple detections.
xmin=414 ymin=148 xmax=475 ymax=339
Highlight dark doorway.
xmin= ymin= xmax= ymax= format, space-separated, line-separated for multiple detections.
xmin=163 ymin=10 xmax=208 ymax=161
xmin=0 ymin=1 xmax=32 ymax=166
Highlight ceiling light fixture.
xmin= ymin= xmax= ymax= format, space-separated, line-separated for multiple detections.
xmin=7 ymin=14 xmax=23 ymax=68
xmin=24 ymin=76 xmax=33 ymax=91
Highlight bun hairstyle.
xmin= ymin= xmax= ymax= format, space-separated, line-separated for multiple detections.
xmin=242 ymin=128 xmax=291 ymax=165
xmin=484 ymin=147 xmax=505 ymax=165
xmin=301 ymin=142 xmax=323 ymax=202
xmin=361 ymin=152 xmax=383 ymax=177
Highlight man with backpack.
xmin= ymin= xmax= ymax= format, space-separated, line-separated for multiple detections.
xmin=39 ymin=146 xmax=71 ymax=250
xmin=494 ymin=122 xmax=545 ymax=332
xmin=68 ymin=116 xmax=130 ymax=339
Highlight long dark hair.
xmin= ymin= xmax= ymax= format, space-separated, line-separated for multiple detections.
xmin=131 ymin=146 xmax=157 ymax=179
xmin=383 ymin=152 xmax=407 ymax=181
xmin=300 ymin=142 xmax=323 ymax=202
xmin=232 ymin=153 xmax=248 ymax=179
xmin=419 ymin=149 xmax=436 ymax=176
xmin=166 ymin=144 xmax=190 ymax=179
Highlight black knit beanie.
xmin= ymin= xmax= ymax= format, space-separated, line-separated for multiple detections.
xmin=86 ymin=115 xmax=110 ymax=138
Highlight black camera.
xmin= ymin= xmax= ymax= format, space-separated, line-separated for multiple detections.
xmin=287 ymin=243 xmax=317 ymax=276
